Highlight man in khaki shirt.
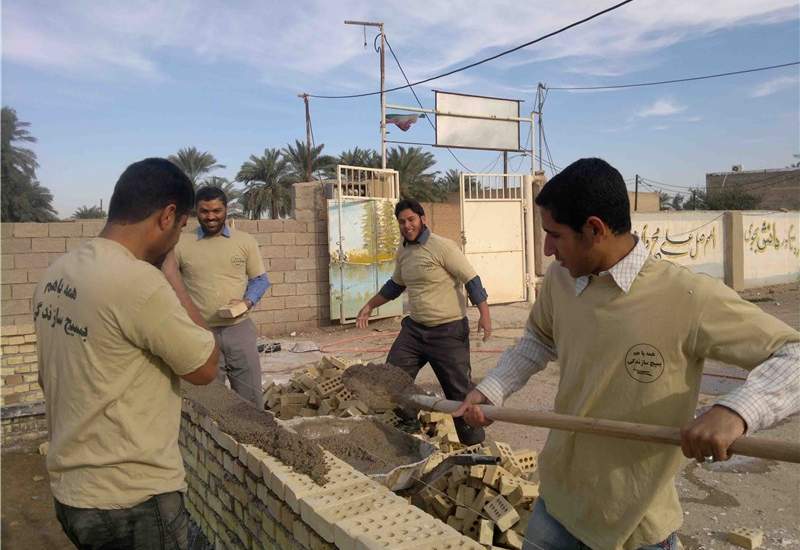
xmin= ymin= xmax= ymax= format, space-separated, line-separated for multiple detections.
xmin=358 ymin=199 xmax=491 ymax=445
xmin=35 ymin=158 xmax=220 ymax=549
xmin=170 ymin=186 xmax=270 ymax=406
xmin=455 ymin=158 xmax=800 ymax=550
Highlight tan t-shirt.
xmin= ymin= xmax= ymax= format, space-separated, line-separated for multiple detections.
xmin=34 ymin=238 xmax=216 ymax=509
xmin=391 ymin=232 xmax=478 ymax=326
xmin=530 ymin=258 xmax=799 ymax=550
xmin=174 ymin=226 xmax=265 ymax=327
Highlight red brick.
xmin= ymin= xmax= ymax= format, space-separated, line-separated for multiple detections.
xmin=15 ymin=253 xmax=49 ymax=269
xmin=11 ymin=284 xmax=37 ymax=299
xmin=3 ymin=374 xmax=24 ymax=385
xmin=270 ymin=284 xmax=296 ymax=297
xmin=49 ymin=222 xmax=83 ymax=237
xmin=1 ymin=238 xmax=31 ymax=253
xmin=257 ymin=220 xmax=283 ymax=232
xmin=285 ymin=246 xmax=308 ymax=259
xmin=13 ymin=223 xmax=48 ymax=238
xmin=2 ymin=270 xmax=27 ymax=284
xmin=32 ymin=237 xmax=66 ymax=253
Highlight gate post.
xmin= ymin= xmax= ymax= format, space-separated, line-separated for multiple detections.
xmin=523 ymin=175 xmax=536 ymax=303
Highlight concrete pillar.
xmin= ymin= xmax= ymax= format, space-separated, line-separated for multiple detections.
xmin=723 ymin=211 xmax=744 ymax=291
xmin=523 ymin=176 xmax=536 ymax=303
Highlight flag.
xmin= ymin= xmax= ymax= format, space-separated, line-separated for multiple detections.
xmin=386 ymin=113 xmax=425 ymax=131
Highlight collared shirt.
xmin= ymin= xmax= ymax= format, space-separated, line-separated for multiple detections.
xmin=193 ymin=223 xmax=270 ymax=306
xmin=477 ymin=239 xmax=800 ymax=434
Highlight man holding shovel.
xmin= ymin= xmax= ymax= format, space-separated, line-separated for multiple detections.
xmin=357 ymin=198 xmax=492 ymax=445
xmin=454 ymin=158 xmax=800 ymax=550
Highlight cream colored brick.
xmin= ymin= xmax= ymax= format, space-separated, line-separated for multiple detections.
xmin=728 ymin=527 xmax=764 ymax=549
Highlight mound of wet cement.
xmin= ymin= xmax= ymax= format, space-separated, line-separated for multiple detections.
xmin=182 ymin=382 xmax=328 ymax=484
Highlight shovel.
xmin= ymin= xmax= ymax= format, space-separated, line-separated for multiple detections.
xmin=408 ymin=395 xmax=800 ymax=464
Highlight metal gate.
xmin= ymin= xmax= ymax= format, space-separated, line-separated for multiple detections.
xmin=328 ymin=165 xmax=403 ymax=323
xmin=460 ymin=173 xmax=531 ymax=304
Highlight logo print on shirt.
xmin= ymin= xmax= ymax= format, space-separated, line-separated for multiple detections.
xmin=624 ymin=344 xmax=665 ymax=383
xmin=230 ymin=255 xmax=246 ymax=268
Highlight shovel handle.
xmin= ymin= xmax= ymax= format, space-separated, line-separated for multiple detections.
xmin=410 ymin=395 xmax=800 ymax=464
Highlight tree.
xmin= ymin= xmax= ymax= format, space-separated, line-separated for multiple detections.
xmin=386 ymin=146 xmax=440 ymax=201
xmin=168 ymin=147 xmax=224 ymax=188
xmin=685 ymin=187 xmax=761 ymax=211
xmin=73 ymin=205 xmax=106 ymax=219
xmin=336 ymin=147 xmax=381 ymax=169
xmin=658 ymin=192 xmax=671 ymax=210
xmin=235 ymin=149 xmax=291 ymax=220
xmin=435 ymin=168 xmax=461 ymax=197
xmin=283 ymin=140 xmax=335 ymax=183
xmin=1 ymin=107 xmax=57 ymax=222
xmin=670 ymin=193 xmax=685 ymax=211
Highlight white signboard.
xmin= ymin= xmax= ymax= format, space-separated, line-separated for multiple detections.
xmin=435 ymin=91 xmax=520 ymax=151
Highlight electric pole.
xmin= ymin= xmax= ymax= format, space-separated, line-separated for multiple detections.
xmin=298 ymin=93 xmax=313 ymax=181
xmin=634 ymin=174 xmax=639 ymax=211
xmin=536 ymin=83 xmax=545 ymax=172
xmin=345 ymin=20 xmax=386 ymax=168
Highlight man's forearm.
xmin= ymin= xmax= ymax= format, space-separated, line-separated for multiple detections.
xmin=477 ymin=301 xmax=490 ymax=318
xmin=366 ymin=293 xmax=390 ymax=310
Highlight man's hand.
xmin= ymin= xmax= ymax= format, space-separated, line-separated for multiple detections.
xmin=680 ymin=405 xmax=746 ymax=463
xmin=229 ymin=298 xmax=253 ymax=310
xmin=476 ymin=302 xmax=491 ymax=342
xmin=452 ymin=389 xmax=493 ymax=428
xmin=356 ymin=304 xmax=372 ymax=329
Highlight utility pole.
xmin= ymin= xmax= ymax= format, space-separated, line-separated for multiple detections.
xmin=536 ymin=83 xmax=545 ymax=172
xmin=634 ymin=174 xmax=639 ymax=211
xmin=345 ymin=20 xmax=386 ymax=168
xmin=298 ymin=93 xmax=313 ymax=181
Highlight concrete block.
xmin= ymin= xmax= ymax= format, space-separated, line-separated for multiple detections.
xmin=728 ymin=528 xmax=764 ymax=549
xmin=498 ymin=528 xmax=524 ymax=549
xmin=507 ymin=483 xmax=539 ymax=507
xmin=456 ymin=485 xmax=477 ymax=507
xmin=484 ymin=495 xmax=519 ymax=533
xmin=514 ymin=450 xmax=538 ymax=474
xmin=302 ymin=491 xmax=402 ymax=544
xmin=498 ymin=475 xmax=523 ymax=497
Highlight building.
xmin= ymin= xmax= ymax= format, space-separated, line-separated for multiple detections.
xmin=706 ymin=166 xmax=800 ymax=210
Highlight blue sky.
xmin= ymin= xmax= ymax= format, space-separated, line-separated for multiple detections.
xmin=3 ymin=0 xmax=798 ymax=217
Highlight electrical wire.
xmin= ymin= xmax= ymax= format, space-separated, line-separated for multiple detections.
xmin=383 ymin=34 xmax=474 ymax=172
xmin=547 ymin=61 xmax=800 ymax=91
xmin=308 ymin=0 xmax=636 ymax=99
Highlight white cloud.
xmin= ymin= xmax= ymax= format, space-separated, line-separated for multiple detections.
xmin=636 ymin=98 xmax=687 ymax=117
xmin=751 ymin=75 xmax=798 ymax=97
xmin=2 ymin=0 xmax=797 ymax=94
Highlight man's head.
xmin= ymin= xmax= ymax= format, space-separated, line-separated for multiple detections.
xmin=196 ymin=186 xmax=228 ymax=236
xmin=394 ymin=199 xmax=427 ymax=242
xmin=534 ymin=158 xmax=631 ymax=278
xmin=107 ymin=158 xmax=195 ymax=264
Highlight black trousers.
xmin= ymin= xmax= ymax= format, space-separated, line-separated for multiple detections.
xmin=387 ymin=315 xmax=485 ymax=445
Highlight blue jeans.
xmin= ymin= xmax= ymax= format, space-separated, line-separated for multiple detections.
xmin=54 ymin=491 xmax=189 ymax=550
xmin=523 ymin=499 xmax=681 ymax=550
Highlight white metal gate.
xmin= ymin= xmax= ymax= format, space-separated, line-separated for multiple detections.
xmin=460 ymin=173 xmax=531 ymax=304
xmin=328 ymin=165 xmax=403 ymax=323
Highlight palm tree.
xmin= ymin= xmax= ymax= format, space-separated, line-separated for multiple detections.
xmin=73 ymin=205 xmax=106 ymax=219
xmin=168 ymin=147 xmax=225 ymax=188
xmin=283 ymin=140 xmax=335 ymax=182
xmin=1 ymin=106 xmax=57 ymax=222
xmin=199 ymin=176 xmax=244 ymax=218
xmin=658 ymin=192 xmax=671 ymax=210
xmin=436 ymin=168 xmax=461 ymax=195
xmin=336 ymin=147 xmax=381 ymax=169
xmin=387 ymin=146 xmax=439 ymax=201
xmin=235 ymin=149 xmax=291 ymax=220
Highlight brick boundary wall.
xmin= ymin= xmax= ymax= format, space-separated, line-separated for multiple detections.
xmin=1 ymin=181 xmax=332 ymax=337
xmin=179 ymin=398 xmax=482 ymax=550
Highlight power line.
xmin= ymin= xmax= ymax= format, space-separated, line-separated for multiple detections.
xmin=309 ymin=0 xmax=636 ymax=99
xmin=547 ymin=61 xmax=800 ymax=91
xmin=383 ymin=34 xmax=473 ymax=172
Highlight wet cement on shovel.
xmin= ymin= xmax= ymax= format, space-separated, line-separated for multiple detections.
xmin=341 ymin=362 xmax=424 ymax=413
xmin=182 ymin=382 xmax=328 ymax=484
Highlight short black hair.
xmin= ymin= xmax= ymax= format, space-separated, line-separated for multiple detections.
xmin=196 ymin=186 xmax=228 ymax=206
xmin=108 ymin=158 xmax=195 ymax=223
xmin=395 ymin=198 xmax=425 ymax=218
xmin=535 ymin=157 xmax=631 ymax=234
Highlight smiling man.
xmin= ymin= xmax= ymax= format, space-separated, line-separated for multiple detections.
xmin=454 ymin=158 xmax=800 ymax=550
xmin=357 ymin=198 xmax=491 ymax=445
xmin=168 ymin=186 xmax=270 ymax=405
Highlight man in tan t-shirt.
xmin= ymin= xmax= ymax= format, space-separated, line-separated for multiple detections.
xmin=357 ymin=198 xmax=492 ymax=445
xmin=455 ymin=158 xmax=800 ymax=550
xmin=170 ymin=186 xmax=270 ymax=406
xmin=35 ymin=158 xmax=219 ymax=549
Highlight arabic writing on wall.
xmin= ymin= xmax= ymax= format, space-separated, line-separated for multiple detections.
xmin=744 ymin=221 xmax=799 ymax=257
xmin=634 ymin=223 xmax=718 ymax=260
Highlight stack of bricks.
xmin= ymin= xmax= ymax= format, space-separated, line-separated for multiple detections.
xmin=179 ymin=398 xmax=484 ymax=549
xmin=1 ymin=324 xmax=41 ymax=406
xmin=415 ymin=438 xmax=539 ymax=550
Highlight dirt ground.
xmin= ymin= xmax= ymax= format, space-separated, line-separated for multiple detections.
xmin=2 ymin=283 xmax=798 ymax=549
